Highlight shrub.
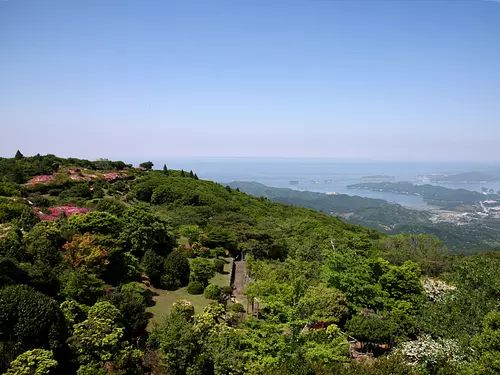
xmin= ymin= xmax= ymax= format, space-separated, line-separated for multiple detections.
xmin=204 ymin=284 xmax=222 ymax=300
xmin=172 ymin=300 xmax=195 ymax=321
xmin=214 ymin=259 xmax=226 ymax=274
xmin=48 ymin=189 xmax=62 ymax=196
xmin=141 ymin=250 xmax=165 ymax=287
xmin=214 ymin=247 xmax=226 ymax=258
xmin=222 ymin=286 xmax=233 ymax=295
xmin=187 ymin=281 xmax=204 ymax=295
xmin=162 ymin=251 xmax=190 ymax=290
xmin=227 ymin=302 xmax=245 ymax=313
xmin=190 ymin=258 xmax=215 ymax=286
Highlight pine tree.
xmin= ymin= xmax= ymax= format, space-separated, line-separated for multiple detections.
xmin=180 ymin=170 xmax=185 ymax=177
xmin=15 ymin=150 xmax=24 ymax=159
xmin=163 ymin=164 xmax=168 ymax=175
xmin=189 ymin=170 xmax=194 ymax=178
xmin=194 ymin=174 xmax=199 ymax=180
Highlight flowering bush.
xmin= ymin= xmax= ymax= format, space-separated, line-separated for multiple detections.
xmin=422 ymin=278 xmax=456 ymax=302
xmin=395 ymin=334 xmax=468 ymax=369
xmin=25 ymin=175 xmax=56 ymax=185
xmin=33 ymin=205 xmax=92 ymax=221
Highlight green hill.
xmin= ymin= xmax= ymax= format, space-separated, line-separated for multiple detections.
xmin=0 ymin=153 xmax=499 ymax=375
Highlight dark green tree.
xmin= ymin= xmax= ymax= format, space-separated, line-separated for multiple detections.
xmin=163 ymin=164 xmax=168 ymax=175
xmin=162 ymin=251 xmax=190 ymax=290
xmin=140 ymin=161 xmax=154 ymax=170
xmin=141 ymin=250 xmax=165 ymax=287
xmin=0 ymin=285 xmax=65 ymax=372
xmin=14 ymin=150 xmax=24 ymax=159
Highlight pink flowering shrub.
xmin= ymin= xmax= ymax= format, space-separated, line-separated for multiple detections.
xmin=33 ymin=205 xmax=92 ymax=221
xmin=25 ymin=175 xmax=56 ymax=185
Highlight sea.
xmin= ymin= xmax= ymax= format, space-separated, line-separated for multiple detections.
xmin=133 ymin=158 xmax=500 ymax=208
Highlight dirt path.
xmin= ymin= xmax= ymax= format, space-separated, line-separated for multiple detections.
xmin=233 ymin=260 xmax=248 ymax=312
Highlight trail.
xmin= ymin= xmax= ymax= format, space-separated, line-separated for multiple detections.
xmin=233 ymin=260 xmax=248 ymax=312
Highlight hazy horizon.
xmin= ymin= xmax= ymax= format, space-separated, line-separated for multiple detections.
xmin=2 ymin=0 xmax=500 ymax=161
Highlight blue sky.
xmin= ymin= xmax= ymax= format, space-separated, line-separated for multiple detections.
xmin=1 ymin=0 xmax=499 ymax=161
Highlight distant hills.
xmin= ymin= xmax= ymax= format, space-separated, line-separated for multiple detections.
xmin=229 ymin=181 xmax=500 ymax=252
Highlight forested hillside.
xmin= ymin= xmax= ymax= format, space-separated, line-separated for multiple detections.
xmin=229 ymin=181 xmax=500 ymax=252
xmin=0 ymin=153 xmax=499 ymax=375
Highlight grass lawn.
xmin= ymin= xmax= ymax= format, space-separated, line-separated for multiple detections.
xmin=146 ymin=257 xmax=232 ymax=329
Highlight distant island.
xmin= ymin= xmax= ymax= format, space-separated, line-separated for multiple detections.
xmin=360 ymin=175 xmax=395 ymax=182
xmin=416 ymin=170 xmax=500 ymax=183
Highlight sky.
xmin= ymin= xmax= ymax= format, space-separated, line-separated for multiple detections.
xmin=1 ymin=0 xmax=500 ymax=162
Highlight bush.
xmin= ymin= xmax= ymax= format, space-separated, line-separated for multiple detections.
xmin=203 ymin=284 xmax=222 ymax=300
xmin=172 ymin=300 xmax=195 ymax=321
xmin=214 ymin=259 xmax=226 ymax=274
xmin=222 ymin=286 xmax=233 ymax=295
xmin=162 ymin=251 xmax=190 ymax=290
xmin=214 ymin=247 xmax=226 ymax=258
xmin=48 ymin=189 xmax=62 ymax=197
xmin=141 ymin=250 xmax=165 ymax=287
xmin=187 ymin=281 xmax=204 ymax=295
xmin=227 ymin=302 xmax=245 ymax=313
xmin=190 ymin=258 xmax=215 ymax=286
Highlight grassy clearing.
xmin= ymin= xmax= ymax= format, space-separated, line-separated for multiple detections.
xmin=146 ymin=257 xmax=232 ymax=329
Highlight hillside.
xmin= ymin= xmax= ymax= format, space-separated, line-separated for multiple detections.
xmin=0 ymin=153 xmax=499 ymax=374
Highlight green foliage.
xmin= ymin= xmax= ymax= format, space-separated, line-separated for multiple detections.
xmin=95 ymin=198 xmax=127 ymax=215
xmin=119 ymin=206 xmax=176 ymax=256
xmin=0 ymin=182 xmax=19 ymax=197
xmin=172 ymin=300 xmax=195 ymax=322
xmin=59 ymin=269 xmax=105 ymax=305
xmin=141 ymin=250 xmax=165 ymax=287
xmin=139 ymin=161 xmax=154 ymax=170
xmin=0 ymin=285 xmax=64 ymax=371
xmin=0 ymin=257 xmax=30 ymax=287
xmin=0 ymin=226 xmax=25 ymax=260
xmin=101 ymin=286 xmax=148 ymax=340
xmin=204 ymin=284 xmax=222 ymax=300
xmin=6 ymin=349 xmax=57 ymax=375
xmin=187 ymin=281 xmax=204 ymax=295
xmin=59 ymin=183 xmax=92 ymax=199
xmin=162 ymin=250 xmax=190 ymax=290
xmin=472 ymin=311 xmax=500 ymax=374
xmin=102 ymin=251 xmax=141 ymax=285
xmin=213 ymin=258 xmax=225 ymax=274
xmin=346 ymin=313 xmax=397 ymax=344
xmin=67 ymin=301 xmax=143 ymax=374
xmin=66 ymin=211 xmax=121 ymax=235
xmin=297 ymin=284 xmax=348 ymax=323
xmin=149 ymin=310 xmax=199 ymax=375
xmin=190 ymin=258 xmax=215 ymax=286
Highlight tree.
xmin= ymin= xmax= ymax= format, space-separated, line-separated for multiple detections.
xmin=66 ymin=211 xmax=121 ymax=236
xmin=67 ymin=301 xmax=143 ymax=374
xmin=189 ymin=170 xmax=194 ymax=178
xmin=120 ymin=206 xmax=176 ymax=257
xmin=25 ymin=221 xmax=64 ymax=266
xmin=14 ymin=150 xmax=24 ymax=159
xmin=62 ymin=233 xmax=112 ymax=275
xmin=101 ymin=284 xmax=148 ymax=340
xmin=190 ymin=258 xmax=215 ymax=286
xmin=141 ymin=250 xmax=165 ymax=286
xmin=150 ymin=310 xmax=199 ymax=375
xmin=59 ymin=269 xmax=105 ymax=305
xmin=0 ymin=285 xmax=64 ymax=372
xmin=204 ymin=284 xmax=222 ymax=300
xmin=140 ymin=161 xmax=154 ymax=170
xmin=6 ymin=349 xmax=57 ymax=375
xmin=297 ymin=284 xmax=348 ymax=323
xmin=472 ymin=311 xmax=500 ymax=373
xmin=162 ymin=251 xmax=190 ymax=290
xmin=163 ymin=164 xmax=168 ymax=175
xmin=180 ymin=170 xmax=185 ymax=177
